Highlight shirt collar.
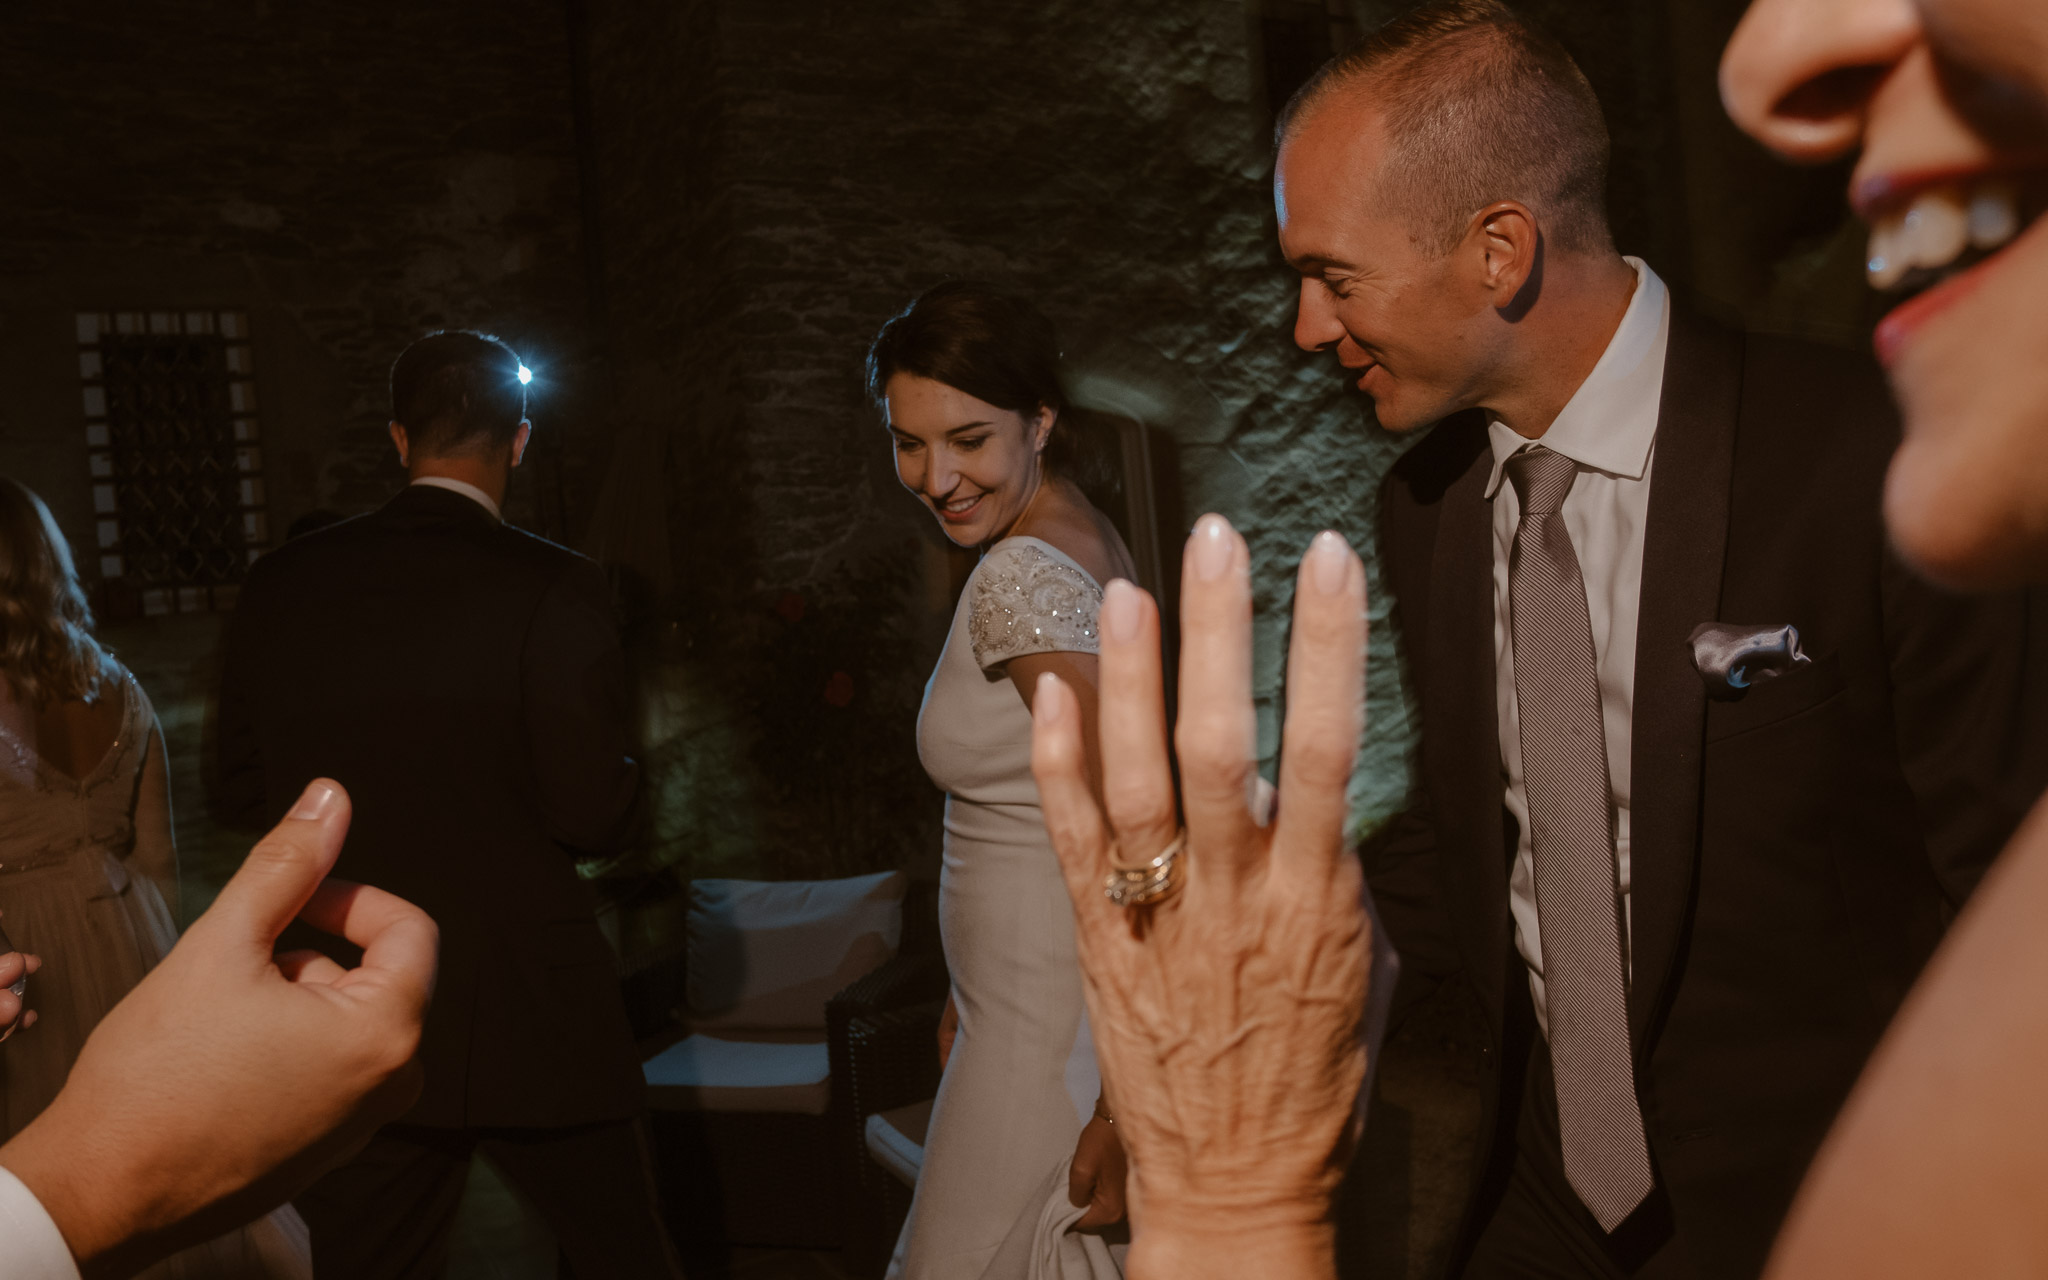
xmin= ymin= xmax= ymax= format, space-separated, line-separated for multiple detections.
xmin=409 ymin=476 xmax=503 ymax=522
xmin=1484 ymin=257 xmax=1671 ymax=499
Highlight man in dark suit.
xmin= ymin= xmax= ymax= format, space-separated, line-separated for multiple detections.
xmin=1276 ymin=4 xmax=2042 ymax=1277
xmin=217 ymin=331 xmax=685 ymax=1278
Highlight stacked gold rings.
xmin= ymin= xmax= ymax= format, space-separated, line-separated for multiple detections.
xmin=1103 ymin=829 xmax=1187 ymax=908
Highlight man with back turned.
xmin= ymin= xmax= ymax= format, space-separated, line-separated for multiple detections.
xmin=217 ymin=330 xmax=685 ymax=1278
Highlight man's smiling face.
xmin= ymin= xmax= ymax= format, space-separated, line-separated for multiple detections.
xmin=1276 ymin=97 xmax=1506 ymax=434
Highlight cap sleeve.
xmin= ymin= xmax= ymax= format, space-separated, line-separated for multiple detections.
xmin=969 ymin=543 xmax=1103 ymax=673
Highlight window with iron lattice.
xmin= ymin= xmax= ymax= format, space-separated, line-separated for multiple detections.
xmin=76 ymin=311 xmax=268 ymax=621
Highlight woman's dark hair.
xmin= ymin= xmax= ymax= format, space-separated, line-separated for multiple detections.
xmin=865 ymin=281 xmax=1087 ymax=479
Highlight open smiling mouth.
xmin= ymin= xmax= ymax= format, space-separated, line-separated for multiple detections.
xmin=1867 ymin=177 xmax=2044 ymax=290
xmin=937 ymin=492 xmax=985 ymax=523
xmin=1861 ymin=170 xmax=2048 ymax=363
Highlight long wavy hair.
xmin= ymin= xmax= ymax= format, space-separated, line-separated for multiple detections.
xmin=0 ymin=479 xmax=112 ymax=706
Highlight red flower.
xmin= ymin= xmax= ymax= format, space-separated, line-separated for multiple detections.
xmin=823 ymin=670 xmax=855 ymax=707
xmin=773 ymin=591 xmax=806 ymax=624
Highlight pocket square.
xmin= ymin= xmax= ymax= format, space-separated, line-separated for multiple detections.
xmin=1687 ymin=622 xmax=1811 ymax=701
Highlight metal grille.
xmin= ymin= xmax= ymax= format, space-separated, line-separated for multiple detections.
xmin=77 ymin=312 xmax=267 ymax=619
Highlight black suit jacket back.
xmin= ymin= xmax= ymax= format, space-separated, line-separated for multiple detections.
xmin=218 ymin=484 xmax=643 ymax=1129
xmin=1368 ymin=307 xmax=2045 ymax=1277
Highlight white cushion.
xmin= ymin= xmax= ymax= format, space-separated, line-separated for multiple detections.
xmin=686 ymin=870 xmax=905 ymax=1030
xmin=643 ymin=1033 xmax=832 ymax=1115
xmin=864 ymin=1099 xmax=934 ymax=1188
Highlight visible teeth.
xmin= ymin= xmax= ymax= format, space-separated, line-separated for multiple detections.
xmin=1903 ymin=188 xmax=1970 ymax=269
xmin=1867 ymin=218 xmax=1909 ymax=290
xmin=1867 ymin=184 xmax=1997 ymax=290
xmin=1969 ymin=183 xmax=2020 ymax=249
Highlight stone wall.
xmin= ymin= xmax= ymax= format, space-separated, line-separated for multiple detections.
xmin=577 ymin=0 xmax=1428 ymax=895
xmin=0 ymin=0 xmax=1873 ymax=902
xmin=0 ymin=0 xmax=609 ymax=901
xmin=0 ymin=0 xmax=608 ymax=547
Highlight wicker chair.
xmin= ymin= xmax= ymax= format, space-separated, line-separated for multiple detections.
xmin=827 ymin=879 xmax=949 ymax=1276
xmin=638 ymin=871 xmax=929 ymax=1251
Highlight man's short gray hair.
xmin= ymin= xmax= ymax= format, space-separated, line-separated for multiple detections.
xmin=1279 ymin=0 xmax=1613 ymax=257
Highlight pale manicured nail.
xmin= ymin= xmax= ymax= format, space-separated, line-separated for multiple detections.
xmin=1102 ymin=579 xmax=1142 ymax=643
xmin=288 ymin=780 xmax=341 ymax=821
xmin=1310 ymin=530 xmax=1351 ymax=595
xmin=1035 ymin=672 xmax=1066 ymax=722
xmin=1190 ymin=514 xmax=1233 ymax=581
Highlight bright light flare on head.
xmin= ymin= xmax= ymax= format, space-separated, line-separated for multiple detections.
xmin=517 ymin=364 xmax=533 ymax=385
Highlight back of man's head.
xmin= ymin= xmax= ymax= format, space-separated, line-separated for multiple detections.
xmin=1280 ymin=0 xmax=1612 ymax=257
xmin=389 ymin=331 xmax=528 ymax=460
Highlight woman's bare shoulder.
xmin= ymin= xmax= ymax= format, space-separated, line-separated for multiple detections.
xmin=1015 ymin=484 xmax=1133 ymax=588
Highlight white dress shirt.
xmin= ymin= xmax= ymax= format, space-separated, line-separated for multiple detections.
xmin=409 ymin=475 xmax=502 ymax=521
xmin=1487 ymin=258 xmax=1671 ymax=1040
xmin=0 ymin=1166 xmax=81 ymax=1280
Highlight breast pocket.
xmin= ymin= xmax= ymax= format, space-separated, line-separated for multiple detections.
xmin=1704 ymin=651 xmax=1847 ymax=744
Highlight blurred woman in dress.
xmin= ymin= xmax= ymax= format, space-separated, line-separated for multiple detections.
xmin=0 ymin=477 xmax=311 ymax=1278
xmin=869 ymin=281 xmax=1135 ymax=1280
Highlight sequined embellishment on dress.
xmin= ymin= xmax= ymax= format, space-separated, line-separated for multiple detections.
xmin=969 ymin=544 xmax=1103 ymax=671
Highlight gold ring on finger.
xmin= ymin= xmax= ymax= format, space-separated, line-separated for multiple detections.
xmin=1103 ymin=828 xmax=1187 ymax=908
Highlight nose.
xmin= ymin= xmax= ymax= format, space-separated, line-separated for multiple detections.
xmin=1293 ymin=277 xmax=1345 ymax=353
xmin=1721 ymin=0 xmax=1920 ymax=163
xmin=921 ymin=449 xmax=959 ymax=501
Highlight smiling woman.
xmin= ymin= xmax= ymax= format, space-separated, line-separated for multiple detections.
xmin=861 ymin=283 xmax=1140 ymax=1280
xmin=1720 ymin=1 xmax=2048 ymax=1277
xmin=1723 ymin=0 xmax=2048 ymax=589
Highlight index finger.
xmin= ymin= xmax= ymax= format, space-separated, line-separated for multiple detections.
xmin=1273 ymin=531 xmax=1368 ymax=874
xmin=298 ymin=879 xmax=439 ymax=1017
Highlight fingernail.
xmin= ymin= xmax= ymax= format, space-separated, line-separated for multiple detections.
xmin=1035 ymin=672 xmax=1066 ymax=722
xmin=288 ymin=780 xmax=341 ymax=821
xmin=1190 ymin=514 xmax=1233 ymax=581
xmin=1310 ymin=530 xmax=1351 ymax=595
xmin=1102 ymin=579 xmax=1141 ymax=642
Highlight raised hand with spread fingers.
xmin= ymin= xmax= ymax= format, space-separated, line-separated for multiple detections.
xmin=1031 ymin=514 xmax=1396 ymax=1280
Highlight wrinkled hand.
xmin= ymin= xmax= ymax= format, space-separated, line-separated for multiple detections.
xmin=1031 ymin=517 xmax=1395 ymax=1280
xmin=0 ymin=949 xmax=41 ymax=1043
xmin=0 ymin=779 xmax=438 ymax=1280
xmin=938 ymin=992 xmax=959 ymax=1072
xmin=1068 ymin=1112 xmax=1129 ymax=1229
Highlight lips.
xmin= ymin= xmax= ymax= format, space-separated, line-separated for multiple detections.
xmin=936 ymin=492 xmax=985 ymax=524
xmin=1854 ymin=162 xmax=2048 ymax=364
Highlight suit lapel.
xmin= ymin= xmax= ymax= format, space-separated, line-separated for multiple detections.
xmin=1627 ymin=306 xmax=1742 ymax=1049
xmin=1425 ymin=425 xmax=1514 ymax=1028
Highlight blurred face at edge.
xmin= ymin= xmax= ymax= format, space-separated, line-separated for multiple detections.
xmin=884 ymin=374 xmax=1053 ymax=549
xmin=1724 ymin=0 xmax=2048 ymax=588
xmin=1276 ymin=101 xmax=1515 ymax=434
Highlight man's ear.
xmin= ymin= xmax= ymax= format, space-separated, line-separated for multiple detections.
xmin=1473 ymin=202 xmax=1541 ymax=306
xmin=510 ymin=421 xmax=532 ymax=468
xmin=388 ymin=422 xmax=410 ymax=469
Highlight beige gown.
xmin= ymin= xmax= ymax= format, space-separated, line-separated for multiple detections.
xmin=889 ymin=537 xmax=1125 ymax=1280
xmin=0 ymin=665 xmax=310 ymax=1279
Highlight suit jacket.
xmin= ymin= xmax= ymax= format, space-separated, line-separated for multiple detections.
xmin=1366 ymin=307 xmax=2046 ymax=1278
xmin=217 ymin=484 xmax=644 ymax=1130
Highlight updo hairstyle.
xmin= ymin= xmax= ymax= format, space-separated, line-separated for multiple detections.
xmin=864 ymin=281 xmax=1088 ymax=481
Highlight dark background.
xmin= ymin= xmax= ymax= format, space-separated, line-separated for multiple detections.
xmin=0 ymin=3 xmax=1873 ymax=1272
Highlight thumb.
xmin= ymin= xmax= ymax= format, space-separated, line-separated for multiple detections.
xmin=201 ymin=779 xmax=352 ymax=952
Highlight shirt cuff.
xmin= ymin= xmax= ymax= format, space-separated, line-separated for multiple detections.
xmin=0 ymin=1165 xmax=82 ymax=1280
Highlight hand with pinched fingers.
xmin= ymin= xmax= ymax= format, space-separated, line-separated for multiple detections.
xmin=0 ymin=779 xmax=438 ymax=1280
xmin=1031 ymin=516 xmax=1397 ymax=1280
